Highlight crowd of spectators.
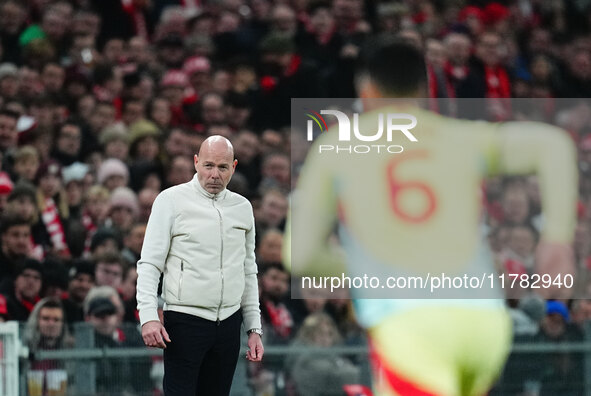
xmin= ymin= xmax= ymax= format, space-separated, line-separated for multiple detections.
xmin=0 ymin=0 xmax=591 ymax=394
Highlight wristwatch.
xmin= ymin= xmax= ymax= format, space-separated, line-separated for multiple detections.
xmin=247 ymin=328 xmax=263 ymax=337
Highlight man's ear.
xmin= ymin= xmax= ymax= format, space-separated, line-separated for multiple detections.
xmin=232 ymin=159 xmax=238 ymax=171
xmin=194 ymin=154 xmax=199 ymax=171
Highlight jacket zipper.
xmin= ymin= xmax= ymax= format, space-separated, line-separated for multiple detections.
xmin=213 ymin=198 xmax=224 ymax=325
xmin=178 ymin=260 xmax=184 ymax=301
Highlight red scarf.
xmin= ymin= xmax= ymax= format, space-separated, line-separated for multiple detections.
xmin=264 ymin=300 xmax=293 ymax=339
xmin=444 ymin=61 xmax=469 ymax=84
xmin=121 ymin=0 xmax=148 ymax=40
xmin=41 ymin=197 xmax=70 ymax=255
xmin=81 ymin=212 xmax=97 ymax=256
xmin=20 ymin=295 xmax=40 ymax=314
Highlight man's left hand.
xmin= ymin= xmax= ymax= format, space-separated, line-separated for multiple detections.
xmin=246 ymin=333 xmax=264 ymax=362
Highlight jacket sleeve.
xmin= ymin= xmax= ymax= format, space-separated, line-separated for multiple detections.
xmin=136 ymin=191 xmax=174 ymax=326
xmin=241 ymin=208 xmax=262 ymax=330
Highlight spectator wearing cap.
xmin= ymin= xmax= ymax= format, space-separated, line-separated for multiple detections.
xmin=0 ymin=63 xmax=20 ymax=100
xmin=62 ymin=162 xmax=90 ymax=221
xmin=527 ymin=300 xmax=585 ymax=394
xmin=5 ymin=259 xmax=43 ymax=321
xmin=100 ymin=124 xmax=130 ymax=163
xmin=62 ymin=259 xmax=95 ymax=327
xmin=97 ymin=158 xmax=129 ymax=192
xmin=156 ymin=34 xmax=186 ymax=69
xmin=0 ymin=212 xmax=33 ymax=285
xmin=184 ymin=56 xmax=212 ymax=97
xmin=90 ymin=227 xmax=123 ymax=257
xmin=159 ymin=69 xmax=197 ymax=127
xmin=36 ymin=160 xmax=70 ymax=258
xmin=129 ymin=120 xmax=162 ymax=163
xmin=51 ymin=120 xmax=83 ymax=167
xmin=84 ymin=286 xmax=151 ymax=395
xmin=108 ymin=186 xmax=139 ymax=234
xmin=12 ymin=145 xmax=40 ymax=184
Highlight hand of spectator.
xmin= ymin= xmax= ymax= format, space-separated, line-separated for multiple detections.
xmin=246 ymin=333 xmax=264 ymax=362
xmin=141 ymin=320 xmax=171 ymax=349
xmin=535 ymin=241 xmax=575 ymax=299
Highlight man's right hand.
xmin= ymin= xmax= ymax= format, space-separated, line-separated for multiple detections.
xmin=141 ymin=320 xmax=171 ymax=349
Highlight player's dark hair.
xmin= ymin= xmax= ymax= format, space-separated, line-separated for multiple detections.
xmin=357 ymin=36 xmax=427 ymax=96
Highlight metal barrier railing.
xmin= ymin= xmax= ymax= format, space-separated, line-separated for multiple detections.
xmin=12 ymin=320 xmax=591 ymax=396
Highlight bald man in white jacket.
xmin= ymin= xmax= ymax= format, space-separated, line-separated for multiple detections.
xmin=137 ymin=135 xmax=264 ymax=395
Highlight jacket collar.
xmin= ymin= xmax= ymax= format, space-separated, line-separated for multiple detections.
xmin=192 ymin=173 xmax=227 ymax=200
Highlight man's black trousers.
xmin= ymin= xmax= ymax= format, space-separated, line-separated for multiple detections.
xmin=163 ymin=310 xmax=242 ymax=395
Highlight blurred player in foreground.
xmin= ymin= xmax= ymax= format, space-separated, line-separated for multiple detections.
xmin=285 ymin=38 xmax=577 ymax=396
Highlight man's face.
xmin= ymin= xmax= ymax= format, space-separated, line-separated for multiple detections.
xmin=194 ymin=142 xmax=237 ymax=194
xmin=541 ymin=313 xmax=566 ymax=339
xmin=69 ymin=273 xmax=94 ymax=302
xmin=14 ymin=157 xmax=39 ymax=181
xmin=477 ymin=33 xmax=502 ymax=67
xmin=42 ymin=64 xmax=65 ymax=92
xmin=0 ymin=114 xmax=17 ymax=150
xmin=0 ymin=2 xmax=25 ymax=34
xmin=165 ymin=130 xmax=191 ymax=157
xmin=95 ymin=262 xmax=123 ymax=288
xmin=90 ymin=104 xmax=115 ymax=133
xmin=261 ymin=268 xmax=289 ymax=301
xmin=88 ymin=313 xmax=118 ymax=336
xmin=168 ymin=157 xmax=194 ymax=186
xmin=8 ymin=196 xmax=35 ymax=221
xmin=257 ymin=232 xmax=283 ymax=262
xmin=56 ymin=124 xmax=81 ymax=156
xmin=15 ymin=269 xmax=42 ymax=300
xmin=38 ymin=307 xmax=63 ymax=339
xmin=233 ymin=132 xmax=259 ymax=163
xmin=261 ymin=192 xmax=288 ymax=227
xmin=2 ymin=224 xmax=30 ymax=257
xmin=125 ymin=224 xmax=146 ymax=254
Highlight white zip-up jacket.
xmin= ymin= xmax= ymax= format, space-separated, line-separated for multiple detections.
xmin=136 ymin=174 xmax=261 ymax=331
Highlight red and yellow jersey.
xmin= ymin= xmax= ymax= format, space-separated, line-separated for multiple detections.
xmin=285 ymin=104 xmax=577 ymax=325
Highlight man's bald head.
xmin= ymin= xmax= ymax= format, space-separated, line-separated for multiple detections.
xmin=194 ymin=135 xmax=237 ymax=194
xmin=198 ymin=135 xmax=235 ymax=160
